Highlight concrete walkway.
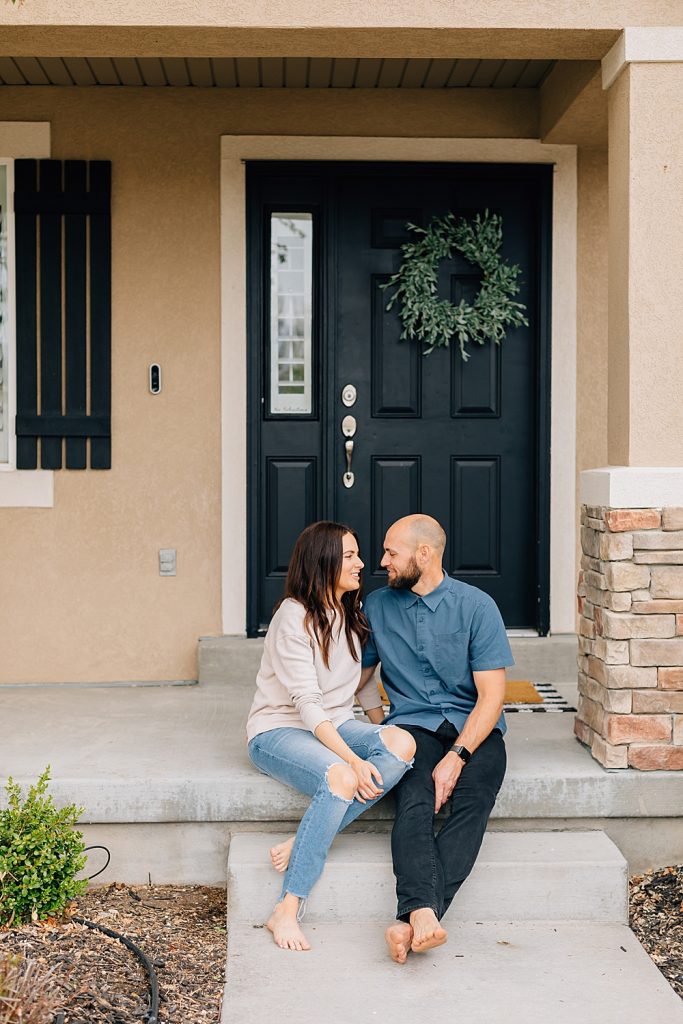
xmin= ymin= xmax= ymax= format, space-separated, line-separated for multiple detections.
xmin=222 ymin=831 xmax=683 ymax=1024
xmin=223 ymin=920 xmax=683 ymax=1024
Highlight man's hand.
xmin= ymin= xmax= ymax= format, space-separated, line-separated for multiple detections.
xmin=432 ymin=751 xmax=464 ymax=814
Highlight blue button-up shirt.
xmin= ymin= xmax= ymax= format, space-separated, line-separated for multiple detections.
xmin=361 ymin=574 xmax=514 ymax=736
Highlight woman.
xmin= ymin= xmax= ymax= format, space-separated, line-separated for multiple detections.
xmin=247 ymin=521 xmax=415 ymax=952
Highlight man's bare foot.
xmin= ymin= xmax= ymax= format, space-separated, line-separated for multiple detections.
xmin=266 ymin=901 xmax=311 ymax=952
xmin=409 ymin=908 xmax=448 ymax=953
xmin=270 ymin=835 xmax=295 ymax=873
xmin=385 ymin=922 xmax=414 ymax=964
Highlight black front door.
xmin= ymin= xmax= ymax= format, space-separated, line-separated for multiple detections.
xmin=247 ymin=162 xmax=551 ymax=635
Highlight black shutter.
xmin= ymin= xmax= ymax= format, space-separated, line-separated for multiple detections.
xmin=14 ymin=159 xmax=111 ymax=469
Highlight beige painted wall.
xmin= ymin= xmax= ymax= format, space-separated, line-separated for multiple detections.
xmin=607 ymin=62 xmax=683 ymax=466
xmin=0 ymin=86 xmax=544 ymax=682
xmin=2 ymin=1 xmax=681 ymax=29
xmin=2 ymin=0 xmax=681 ymax=68
xmin=577 ymin=148 xmax=609 ymax=482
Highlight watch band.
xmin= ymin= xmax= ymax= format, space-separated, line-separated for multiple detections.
xmin=450 ymin=743 xmax=472 ymax=765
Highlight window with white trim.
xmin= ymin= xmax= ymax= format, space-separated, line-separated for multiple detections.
xmin=269 ymin=213 xmax=313 ymax=415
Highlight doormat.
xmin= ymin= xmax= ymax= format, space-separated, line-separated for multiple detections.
xmin=504 ymin=681 xmax=576 ymax=713
xmin=504 ymin=679 xmax=543 ymax=703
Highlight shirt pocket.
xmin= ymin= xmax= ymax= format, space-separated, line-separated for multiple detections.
xmin=432 ymin=630 xmax=469 ymax=677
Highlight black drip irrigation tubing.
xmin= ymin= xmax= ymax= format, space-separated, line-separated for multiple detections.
xmin=83 ymin=845 xmax=111 ymax=882
xmin=52 ymin=918 xmax=160 ymax=1024
xmin=52 ymin=845 xmax=160 ymax=1024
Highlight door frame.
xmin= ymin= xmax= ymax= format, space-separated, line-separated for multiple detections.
xmin=220 ymin=135 xmax=577 ymax=636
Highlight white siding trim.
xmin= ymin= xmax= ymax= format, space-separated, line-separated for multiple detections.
xmin=0 ymin=122 xmax=53 ymax=508
xmin=602 ymin=28 xmax=683 ymax=90
xmin=581 ymin=467 xmax=683 ymax=509
xmin=220 ymin=135 xmax=578 ymax=635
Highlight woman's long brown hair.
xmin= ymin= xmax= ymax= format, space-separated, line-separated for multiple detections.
xmin=277 ymin=521 xmax=370 ymax=668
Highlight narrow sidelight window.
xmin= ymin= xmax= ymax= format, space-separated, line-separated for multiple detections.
xmin=269 ymin=213 xmax=313 ymax=415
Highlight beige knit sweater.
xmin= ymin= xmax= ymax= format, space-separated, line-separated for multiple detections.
xmin=246 ymin=598 xmax=382 ymax=741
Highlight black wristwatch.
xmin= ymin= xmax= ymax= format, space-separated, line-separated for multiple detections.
xmin=450 ymin=744 xmax=472 ymax=765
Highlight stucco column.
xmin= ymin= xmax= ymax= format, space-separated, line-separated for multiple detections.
xmin=604 ymin=38 xmax=683 ymax=466
xmin=575 ymin=31 xmax=683 ymax=771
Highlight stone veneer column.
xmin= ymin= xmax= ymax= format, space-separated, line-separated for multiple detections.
xmin=576 ymin=503 xmax=683 ymax=770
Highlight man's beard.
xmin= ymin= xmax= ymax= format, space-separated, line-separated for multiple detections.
xmin=388 ymin=557 xmax=421 ymax=590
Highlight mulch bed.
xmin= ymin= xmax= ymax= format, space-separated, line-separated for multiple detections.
xmin=0 ymin=868 xmax=680 ymax=1020
xmin=629 ymin=864 xmax=683 ymax=1000
xmin=0 ymin=883 xmax=226 ymax=1023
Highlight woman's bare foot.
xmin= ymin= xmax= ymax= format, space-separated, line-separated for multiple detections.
xmin=270 ymin=835 xmax=295 ymax=873
xmin=385 ymin=922 xmax=413 ymax=964
xmin=409 ymin=908 xmax=448 ymax=953
xmin=266 ymin=900 xmax=311 ymax=952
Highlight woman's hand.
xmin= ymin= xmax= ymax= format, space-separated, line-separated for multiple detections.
xmin=312 ymin=723 xmax=384 ymax=802
xmin=348 ymin=757 xmax=384 ymax=803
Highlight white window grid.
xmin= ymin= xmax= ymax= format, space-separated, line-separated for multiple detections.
xmin=269 ymin=213 xmax=313 ymax=415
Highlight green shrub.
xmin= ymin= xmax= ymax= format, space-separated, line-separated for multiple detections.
xmin=0 ymin=954 xmax=56 ymax=1024
xmin=0 ymin=766 xmax=87 ymax=926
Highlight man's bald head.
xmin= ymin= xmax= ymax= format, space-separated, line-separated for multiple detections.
xmin=381 ymin=514 xmax=447 ymax=591
xmin=390 ymin=514 xmax=446 ymax=554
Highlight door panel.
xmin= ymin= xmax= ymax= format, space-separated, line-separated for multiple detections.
xmin=247 ymin=162 xmax=551 ymax=634
xmin=371 ymin=276 xmax=422 ymax=416
xmin=370 ymin=457 xmax=422 ymax=576
xmin=450 ymin=456 xmax=500 ymax=574
xmin=266 ymin=458 xmax=318 ymax=574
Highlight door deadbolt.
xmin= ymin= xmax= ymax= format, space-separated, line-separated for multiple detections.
xmin=341 ymin=384 xmax=357 ymax=407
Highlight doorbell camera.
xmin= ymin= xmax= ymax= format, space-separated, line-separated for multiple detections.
xmin=149 ymin=363 xmax=162 ymax=394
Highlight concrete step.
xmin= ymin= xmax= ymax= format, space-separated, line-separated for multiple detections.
xmin=227 ymin=830 xmax=628 ymax=924
xmin=4 ymin=672 xmax=683 ymax=881
xmin=199 ymin=633 xmax=579 ymax=686
xmin=221 ymin=919 xmax=683 ymax=1024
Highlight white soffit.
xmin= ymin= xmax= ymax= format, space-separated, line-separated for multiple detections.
xmin=581 ymin=467 xmax=683 ymax=509
xmin=602 ymin=28 xmax=683 ymax=90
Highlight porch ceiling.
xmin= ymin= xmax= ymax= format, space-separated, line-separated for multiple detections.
xmin=0 ymin=56 xmax=554 ymax=88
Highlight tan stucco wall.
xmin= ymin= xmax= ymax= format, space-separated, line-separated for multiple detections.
xmin=607 ymin=67 xmax=631 ymax=466
xmin=607 ymin=62 xmax=683 ymax=466
xmin=2 ymin=0 xmax=681 ymax=67
xmin=577 ymin=148 xmax=609 ymax=482
xmin=0 ymin=0 xmax=679 ymax=54
xmin=2 ymin=1 xmax=680 ymax=29
xmin=0 ymin=86 xmax=542 ymax=682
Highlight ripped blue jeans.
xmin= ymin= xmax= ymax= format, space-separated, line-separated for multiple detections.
xmin=247 ymin=719 xmax=413 ymax=912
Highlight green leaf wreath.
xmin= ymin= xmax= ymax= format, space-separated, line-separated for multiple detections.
xmin=381 ymin=210 xmax=528 ymax=359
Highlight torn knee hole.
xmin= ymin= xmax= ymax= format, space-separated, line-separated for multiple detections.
xmin=325 ymin=763 xmax=356 ymax=801
xmin=378 ymin=725 xmax=416 ymax=764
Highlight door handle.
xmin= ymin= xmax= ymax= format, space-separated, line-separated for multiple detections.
xmin=343 ymin=439 xmax=354 ymax=489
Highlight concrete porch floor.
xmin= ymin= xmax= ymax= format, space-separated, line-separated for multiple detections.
xmin=2 ymin=636 xmax=682 ymax=882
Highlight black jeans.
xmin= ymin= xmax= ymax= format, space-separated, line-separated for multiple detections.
xmin=391 ymin=721 xmax=507 ymax=922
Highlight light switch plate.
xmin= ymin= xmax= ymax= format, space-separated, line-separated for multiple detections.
xmin=159 ymin=548 xmax=176 ymax=576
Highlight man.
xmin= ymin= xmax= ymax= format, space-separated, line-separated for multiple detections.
xmin=359 ymin=514 xmax=513 ymax=963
